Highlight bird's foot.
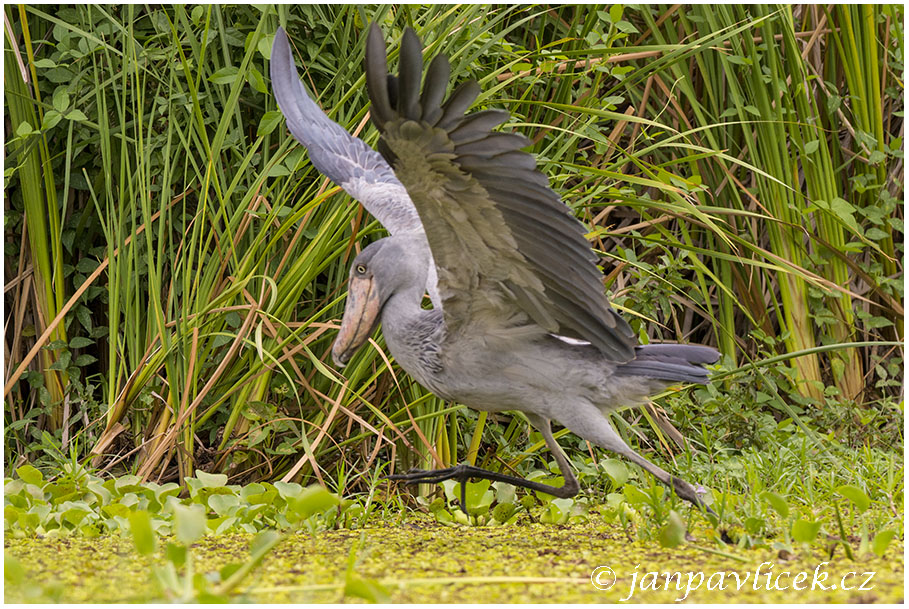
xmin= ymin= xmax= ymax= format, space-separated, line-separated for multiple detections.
xmin=670 ymin=475 xmax=716 ymax=517
xmin=386 ymin=463 xmax=513 ymax=514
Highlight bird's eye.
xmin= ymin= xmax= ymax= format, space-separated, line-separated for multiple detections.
xmin=355 ymin=264 xmax=367 ymax=274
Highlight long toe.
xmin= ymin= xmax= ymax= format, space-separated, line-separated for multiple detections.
xmin=385 ymin=466 xmax=459 ymax=484
xmin=670 ymin=475 xmax=715 ymax=514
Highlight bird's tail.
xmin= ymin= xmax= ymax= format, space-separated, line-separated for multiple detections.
xmin=615 ymin=344 xmax=719 ymax=384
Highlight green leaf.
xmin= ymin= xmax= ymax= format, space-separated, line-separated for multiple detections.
xmin=804 ymin=139 xmax=820 ymax=154
xmin=615 ymin=20 xmax=638 ymax=34
xmin=101 ymin=503 xmax=130 ymax=518
xmin=62 ymin=506 xmax=90 ymax=525
xmin=48 ymin=350 xmax=72 ymax=370
xmin=659 ymin=510 xmax=686 ymax=548
xmin=248 ymin=66 xmax=267 ymax=94
xmin=828 ymin=197 xmax=861 ymax=232
xmin=208 ymin=494 xmax=239 ymax=516
xmin=4 ymin=553 xmax=26 ymax=586
xmin=129 ymin=510 xmax=157 ymax=555
xmin=344 ymin=574 xmax=390 ymax=603
xmin=42 ymin=110 xmax=63 ymax=130
xmin=600 ymin=459 xmax=628 ymax=487
xmin=65 ymin=109 xmax=88 ymax=121
xmin=759 ymin=491 xmax=789 ymax=519
xmin=173 ymin=504 xmax=206 ymax=545
xmin=16 ymin=464 xmax=44 ymax=486
xmin=288 ymin=485 xmax=339 ymax=519
xmin=871 ymin=530 xmax=896 ymax=557
xmin=257 ymin=34 xmax=274 ymax=60
xmin=257 ymin=110 xmax=283 ymax=136
xmin=273 ymin=481 xmax=302 ymax=500
xmin=75 ymin=258 xmax=99 ymax=273
xmin=622 ymin=484 xmax=650 ymax=506
xmin=492 ymin=502 xmax=516 ymax=523
xmin=209 ymin=66 xmax=239 ymax=85
xmin=15 ymin=121 xmax=34 ymax=137
xmin=75 ymin=304 xmax=92 ymax=331
xmin=791 ymin=519 xmax=822 ymax=543
xmin=726 ymin=55 xmax=750 ymax=66
xmin=73 ymin=354 xmax=97 ymax=367
xmin=165 ymin=542 xmax=187 ymax=567
xmin=868 ymin=150 xmax=886 ymax=164
xmin=836 ymin=485 xmax=870 ymax=513
xmin=69 ymin=336 xmax=94 ymax=348
xmin=464 ymin=480 xmax=494 ymax=515
xmin=194 ymin=470 xmax=228 ymax=488
xmin=52 ymin=88 xmax=70 ymax=112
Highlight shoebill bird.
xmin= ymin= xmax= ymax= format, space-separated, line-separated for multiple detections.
xmin=271 ymin=25 xmax=719 ymax=513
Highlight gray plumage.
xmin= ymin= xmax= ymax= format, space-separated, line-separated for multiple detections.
xmin=271 ymin=25 xmax=720 ymax=511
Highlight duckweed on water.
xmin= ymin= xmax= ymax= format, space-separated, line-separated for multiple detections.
xmin=6 ymin=516 xmax=903 ymax=603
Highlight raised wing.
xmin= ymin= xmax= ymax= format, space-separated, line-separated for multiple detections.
xmin=271 ymin=28 xmax=422 ymax=234
xmin=365 ymin=25 xmax=636 ymax=361
xmin=271 ymin=27 xmax=440 ymax=306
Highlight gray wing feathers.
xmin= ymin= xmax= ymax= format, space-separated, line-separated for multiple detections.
xmin=365 ymin=24 xmax=637 ymax=360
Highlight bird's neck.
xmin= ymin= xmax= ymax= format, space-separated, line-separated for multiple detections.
xmin=379 ymin=284 xmax=440 ymax=382
xmin=380 ymin=283 xmax=428 ymax=337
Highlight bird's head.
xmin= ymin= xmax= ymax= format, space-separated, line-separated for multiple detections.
xmin=331 ymin=233 xmax=430 ymax=367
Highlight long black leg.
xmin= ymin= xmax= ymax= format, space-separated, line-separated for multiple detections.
xmin=386 ymin=415 xmax=580 ymax=511
xmin=387 ymin=462 xmax=578 ymax=507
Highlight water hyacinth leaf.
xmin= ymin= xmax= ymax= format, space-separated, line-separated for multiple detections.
xmin=492 ymin=481 xmax=516 ymax=505
xmin=540 ymin=497 xmax=574 ymax=525
xmin=129 ymin=510 xmax=157 ymax=555
xmin=274 ymin=481 xmax=303 ymax=500
xmin=288 ymin=485 xmax=339 ymax=519
xmin=173 ymin=504 xmax=207 ymax=545
xmin=62 ymin=506 xmax=90 ymax=526
xmin=208 ymin=494 xmax=240 ymax=516
xmin=465 ymin=480 xmax=494 ymax=515
xmin=115 ymin=475 xmax=142 ymax=492
xmin=791 ymin=519 xmax=822 ymax=543
xmin=659 ymin=510 xmax=687 ymax=548
xmin=600 ymin=458 xmax=629 ymax=487
xmin=492 ymin=502 xmax=516 ymax=523
xmin=194 ymin=471 xmax=228 ymax=488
